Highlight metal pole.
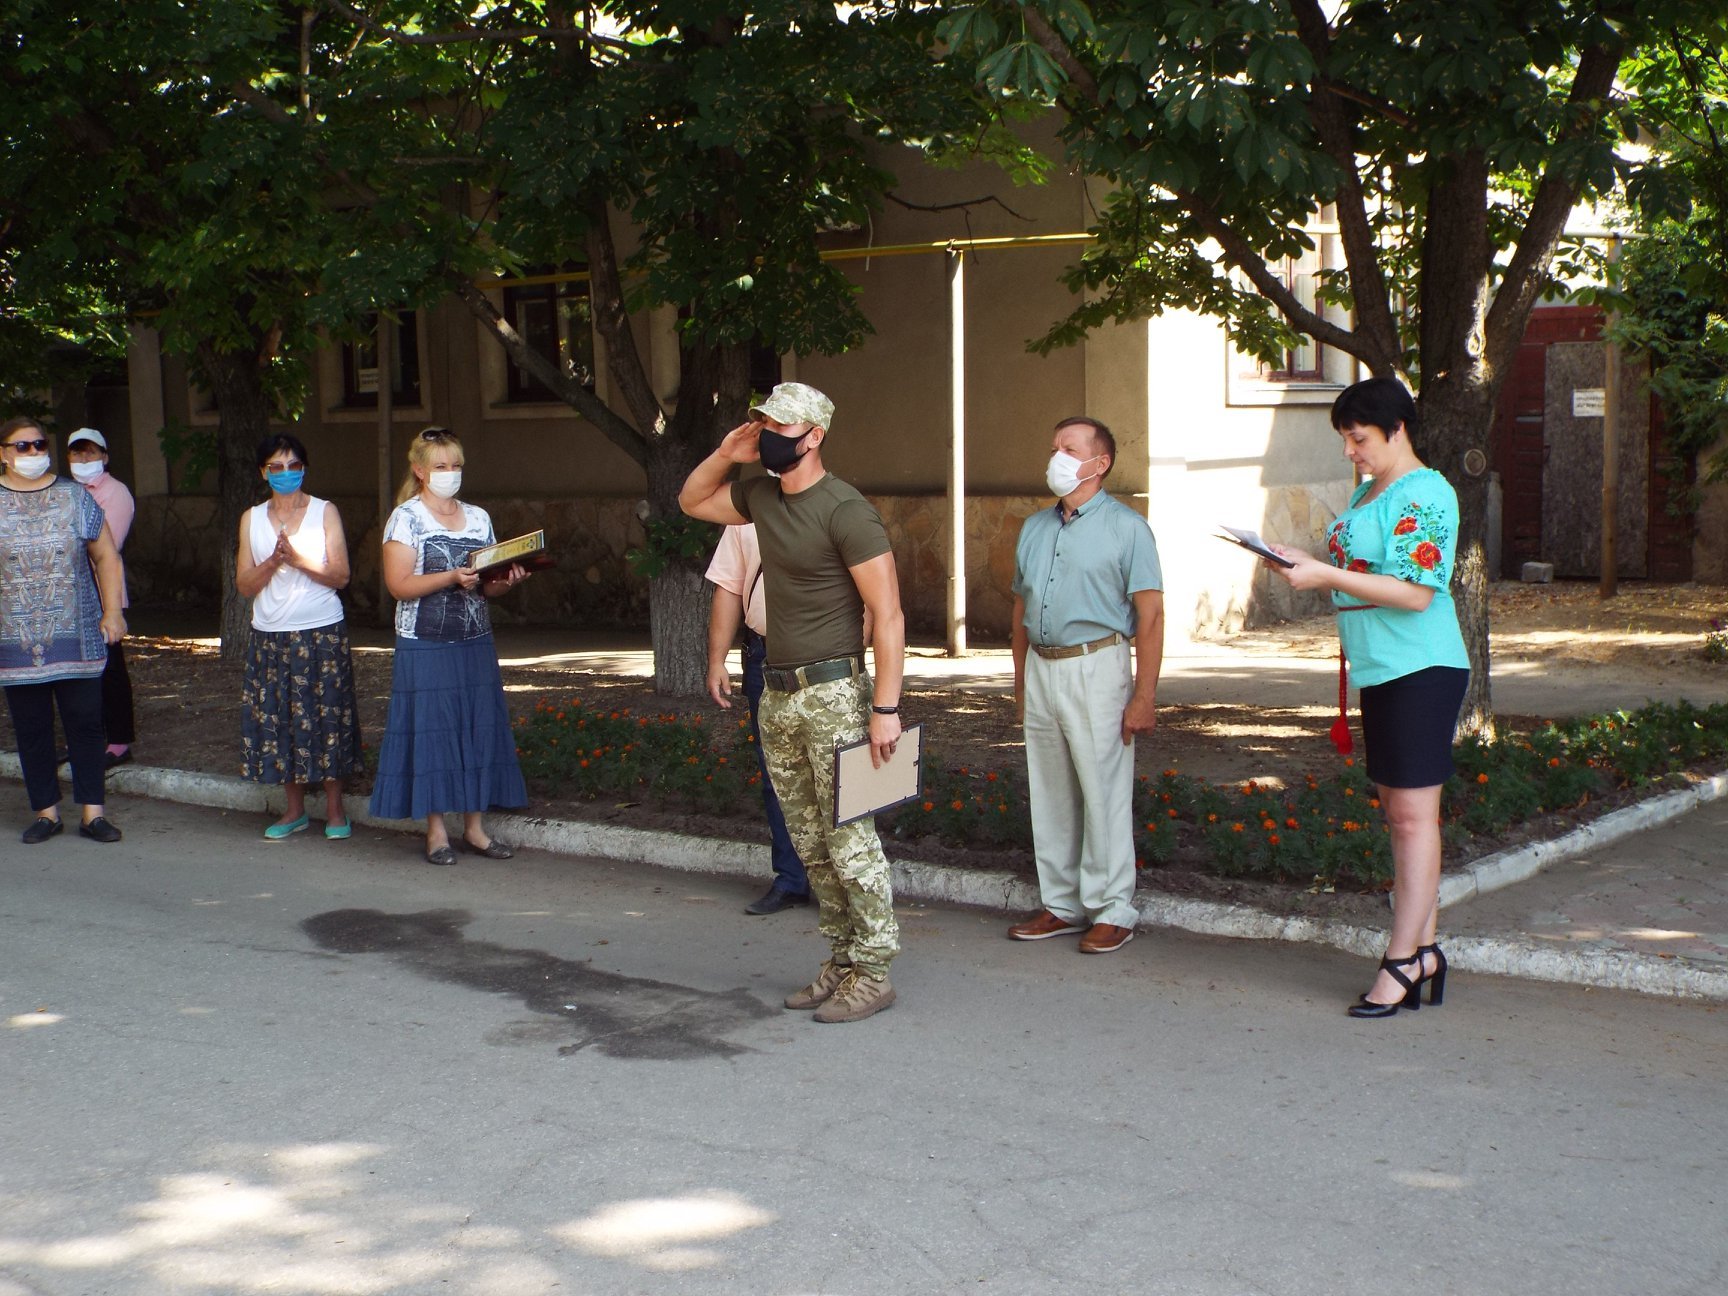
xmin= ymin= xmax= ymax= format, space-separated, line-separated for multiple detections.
xmin=947 ymin=247 xmax=967 ymax=656
xmin=1600 ymin=236 xmax=1622 ymax=599
xmin=376 ymin=314 xmax=394 ymax=623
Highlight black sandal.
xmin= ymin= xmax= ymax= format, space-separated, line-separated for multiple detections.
xmin=1347 ymin=953 xmax=1424 ymax=1018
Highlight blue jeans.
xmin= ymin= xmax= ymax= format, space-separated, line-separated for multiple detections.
xmin=743 ymin=630 xmax=809 ymax=897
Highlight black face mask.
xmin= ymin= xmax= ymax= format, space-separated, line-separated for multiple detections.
xmin=758 ymin=427 xmax=810 ymax=474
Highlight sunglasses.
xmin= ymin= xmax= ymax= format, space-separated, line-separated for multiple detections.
xmin=420 ymin=427 xmax=452 ymax=442
xmin=4 ymin=438 xmax=49 ymax=453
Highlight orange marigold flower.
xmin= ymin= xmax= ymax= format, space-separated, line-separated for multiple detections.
xmin=986 ymin=772 xmax=998 ymax=782
xmin=1285 ymin=817 xmax=1299 ymax=829
xmin=1262 ymin=819 xmax=1276 ymax=831
xmin=1167 ymin=808 xmax=1179 ymax=818
xmin=1207 ymin=812 xmax=1218 ymax=823
xmin=1344 ymin=757 xmax=1355 ymax=767
xmin=1548 ymin=757 xmax=1561 ymax=767
xmin=1368 ymin=798 xmax=1380 ymax=809
xmin=951 ymin=799 xmax=964 ymax=811
xmin=1163 ymin=768 xmax=1177 ymax=778
xmin=1268 ymin=834 xmax=1280 ymax=845
xmin=1477 ymin=772 xmax=1489 ymax=784
xmin=1231 ymin=822 xmax=1244 ymax=833
xmin=922 ymin=801 xmax=934 ymax=812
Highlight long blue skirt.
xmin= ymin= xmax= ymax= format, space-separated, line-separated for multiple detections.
xmin=369 ymin=635 xmax=527 ymax=820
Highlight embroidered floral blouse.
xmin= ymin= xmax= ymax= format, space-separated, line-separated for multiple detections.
xmin=1326 ymin=467 xmax=1470 ymax=687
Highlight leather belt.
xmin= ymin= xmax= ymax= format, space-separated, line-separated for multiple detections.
xmin=762 ymin=655 xmax=864 ymax=693
xmin=1030 ymin=631 xmax=1126 ymax=660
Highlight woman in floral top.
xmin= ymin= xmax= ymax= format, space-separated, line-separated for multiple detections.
xmin=1269 ymin=379 xmax=1469 ymax=1018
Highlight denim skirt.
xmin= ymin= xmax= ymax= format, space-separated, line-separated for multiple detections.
xmin=369 ymin=635 xmax=527 ymax=819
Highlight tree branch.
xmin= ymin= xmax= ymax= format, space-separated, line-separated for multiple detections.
xmin=1175 ymin=186 xmax=1379 ymax=369
xmin=884 ymin=192 xmax=1031 ymax=220
xmin=583 ymin=198 xmax=668 ymax=440
xmin=448 ymin=274 xmax=648 ymax=468
xmin=1290 ymin=0 xmax=1404 ymax=370
xmin=318 ymin=0 xmax=634 ymax=54
xmin=1020 ymin=6 xmax=1098 ymax=101
xmin=1484 ymin=36 xmax=1626 ymax=378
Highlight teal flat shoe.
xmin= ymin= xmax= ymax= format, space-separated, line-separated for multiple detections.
xmin=264 ymin=813 xmax=310 ymax=841
xmin=324 ymin=820 xmax=352 ymax=840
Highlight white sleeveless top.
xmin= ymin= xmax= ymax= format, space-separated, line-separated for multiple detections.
xmin=248 ymin=496 xmax=344 ymax=632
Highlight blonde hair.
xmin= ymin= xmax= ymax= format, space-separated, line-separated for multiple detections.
xmin=396 ymin=426 xmax=465 ymax=505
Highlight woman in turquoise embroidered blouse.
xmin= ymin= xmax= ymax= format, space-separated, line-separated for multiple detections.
xmin=1269 ymin=379 xmax=1470 ymax=1019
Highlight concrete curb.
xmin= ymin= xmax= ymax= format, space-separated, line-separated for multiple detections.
xmin=6 ymin=755 xmax=1726 ymax=1001
xmin=1437 ymin=771 xmax=1728 ymax=907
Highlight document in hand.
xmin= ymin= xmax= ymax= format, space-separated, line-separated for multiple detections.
xmin=466 ymin=528 xmax=556 ymax=575
xmin=1217 ymin=525 xmax=1295 ymax=568
xmin=832 ymin=723 xmax=925 ymax=827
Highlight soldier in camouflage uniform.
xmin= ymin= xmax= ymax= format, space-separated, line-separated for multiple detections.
xmin=679 ymin=382 xmax=904 ymax=1023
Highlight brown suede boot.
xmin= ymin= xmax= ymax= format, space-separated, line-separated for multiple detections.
xmin=812 ymin=970 xmax=896 ymax=1023
xmin=783 ymin=958 xmax=852 ymax=1010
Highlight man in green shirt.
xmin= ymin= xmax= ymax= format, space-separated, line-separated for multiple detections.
xmin=679 ymin=382 xmax=905 ymax=1024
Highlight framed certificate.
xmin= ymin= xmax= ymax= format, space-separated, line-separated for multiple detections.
xmin=466 ymin=528 xmax=555 ymax=575
xmin=832 ymin=723 xmax=925 ymax=827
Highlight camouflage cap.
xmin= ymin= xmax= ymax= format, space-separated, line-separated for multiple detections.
xmin=750 ymin=382 xmax=834 ymax=431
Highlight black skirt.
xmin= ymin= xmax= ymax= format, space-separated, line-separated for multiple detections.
xmin=1358 ymin=666 xmax=1469 ymax=788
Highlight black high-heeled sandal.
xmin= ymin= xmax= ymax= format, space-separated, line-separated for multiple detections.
xmin=1347 ymin=953 xmax=1424 ymax=1018
xmin=1417 ymin=942 xmax=1447 ymax=1006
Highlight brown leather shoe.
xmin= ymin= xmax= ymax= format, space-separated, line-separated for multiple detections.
xmin=1079 ymin=923 xmax=1135 ymax=954
xmin=784 ymin=958 xmax=852 ymax=1010
xmin=1007 ymin=909 xmax=1086 ymax=941
xmin=812 ymin=971 xmax=896 ymax=1023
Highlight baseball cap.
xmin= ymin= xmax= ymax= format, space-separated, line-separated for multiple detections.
xmin=749 ymin=382 xmax=834 ymax=431
xmin=67 ymin=428 xmax=107 ymax=450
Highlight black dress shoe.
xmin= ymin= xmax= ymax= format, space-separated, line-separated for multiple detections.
xmin=22 ymin=817 xmax=63 ymax=845
xmin=104 ymin=750 xmax=133 ymax=771
xmin=78 ymin=817 xmax=122 ymax=843
xmin=745 ymin=886 xmax=811 ymax=916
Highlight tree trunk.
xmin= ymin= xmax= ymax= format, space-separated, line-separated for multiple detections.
xmin=1416 ymin=377 xmax=1498 ymax=734
xmin=644 ymin=339 xmax=750 ymax=697
xmin=197 ymin=344 xmax=273 ymax=663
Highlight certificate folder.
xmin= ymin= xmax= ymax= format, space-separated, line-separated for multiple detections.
xmin=1216 ymin=525 xmax=1295 ymax=568
xmin=832 ymin=723 xmax=925 ymax=827
xmin=466 ymin=528 xmax=556 ymax=575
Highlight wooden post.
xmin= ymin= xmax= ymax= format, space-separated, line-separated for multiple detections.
xmin=1599 ymin=236 xmax=1622 ymax=600
xmin=376 ymin=314 xmax=394 ymax=623
xmin=946 ymin=247 xmax=967 ymax=656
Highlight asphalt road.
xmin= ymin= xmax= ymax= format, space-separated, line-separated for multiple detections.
xmin=2 ymin=795 xmax=1724 ymax=1296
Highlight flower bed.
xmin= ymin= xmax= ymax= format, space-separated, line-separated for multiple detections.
xmin=513 ymin=698 xmax=1728 ymax=890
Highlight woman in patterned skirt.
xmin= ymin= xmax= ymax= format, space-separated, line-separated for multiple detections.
xmin=369 ymin=427 xmax=531 ymax=866
xmin=236 ymin=433 xmax=363 ymax=840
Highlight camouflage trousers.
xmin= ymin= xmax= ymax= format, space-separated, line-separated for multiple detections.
xmin=759 ymin=672 xmax=900 ymax=979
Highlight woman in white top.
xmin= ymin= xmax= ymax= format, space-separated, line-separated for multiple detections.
xmin=235 ymin=434 xmax=362 ymax=840
xmin=369 ymin=427 xmax=531 ymax=866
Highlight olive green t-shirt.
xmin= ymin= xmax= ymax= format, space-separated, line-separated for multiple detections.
xmin=731 ymin=472 xmax=891 ymax=668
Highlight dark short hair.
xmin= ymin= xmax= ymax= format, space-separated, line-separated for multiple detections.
xmin=1054 ymin=415 xmax=1117 ymax=479
xmin=1330 ymin=378 xmax=1418 ymax=448
xmin=1 ymin=416 xmax=46 ymax=441
xmin=255 ymin=433 xmax=310 ymax=470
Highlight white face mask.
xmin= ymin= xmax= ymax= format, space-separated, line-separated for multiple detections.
xmin=11 ymin=454 xmax=52 ymax=481
xmin=1045 ymin=450 xmax=1099 ymax=499
xmin=426 ymin=469 xmax=462 ymax=500
xmin=70 ymin=461 xmax=106 ymax=485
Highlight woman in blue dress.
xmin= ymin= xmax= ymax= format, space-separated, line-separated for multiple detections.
xmin=1269 ymin=379 xmax=1470 ymax=1017
xmin=370 ymin=428 xmax=532 ymax=865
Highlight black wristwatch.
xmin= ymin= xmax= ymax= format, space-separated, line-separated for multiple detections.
xmin=872 ymin=705 xmax=899 ymax=715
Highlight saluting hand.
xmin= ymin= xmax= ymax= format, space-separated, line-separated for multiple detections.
xmin=717 ymin=419 xmax=765 ymax=465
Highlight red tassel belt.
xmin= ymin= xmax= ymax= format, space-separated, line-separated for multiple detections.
xmin=1331 ymin=604 xmax=1379 ymax=756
